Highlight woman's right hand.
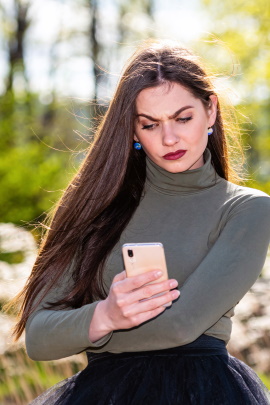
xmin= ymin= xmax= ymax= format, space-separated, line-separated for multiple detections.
xmin=89 ymin=270 xmax=180 ymax=342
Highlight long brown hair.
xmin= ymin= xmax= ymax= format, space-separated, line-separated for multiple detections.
xmin=11 ymin=39 xmax=243 ymax=339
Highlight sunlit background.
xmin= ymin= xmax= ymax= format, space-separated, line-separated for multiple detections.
xmin=0 ymin=0 xmax=270 ymax=404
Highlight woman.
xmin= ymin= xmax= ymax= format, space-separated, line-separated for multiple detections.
xmin=12 ymin=40 xmax=270 ymax=404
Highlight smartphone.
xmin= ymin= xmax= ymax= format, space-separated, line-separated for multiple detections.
xmin=122 ymin=242 xmax=171 ymax=306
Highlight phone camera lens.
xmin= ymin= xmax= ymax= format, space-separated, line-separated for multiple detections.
xmin=128 ymin=249 xmax=133 ymax=258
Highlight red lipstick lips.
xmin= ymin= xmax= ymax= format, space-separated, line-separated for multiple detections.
xmin=163 ymin=150 xmax=187 ymax=160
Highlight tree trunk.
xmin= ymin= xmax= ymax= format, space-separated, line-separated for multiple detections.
xmin=7 ymin=0 xmax=30 ymax=94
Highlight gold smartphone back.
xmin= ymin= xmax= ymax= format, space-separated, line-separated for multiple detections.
xmin=122 ymin=243 xmax=171 ymax=306
xmin=122 ymin=243 xmax=168 ymax=282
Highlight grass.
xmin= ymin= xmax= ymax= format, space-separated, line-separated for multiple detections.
xmin=258 ymin=373 xmax=270 ymax=390
xmin=0 ymin=347 xmax=87 ymax=405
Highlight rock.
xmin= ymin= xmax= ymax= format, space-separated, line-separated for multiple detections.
xmin=233 ymin=292 xmax=262 ymax=321
xmin=0 ymin=223 xmax=37 ymax=301
xmin=228 ymin=259 xmax=270 ymax=374
xmin=0 ymin=314 xmax=18 ymax=355
xmin=247 ymin=346 xmax=270 ymax=374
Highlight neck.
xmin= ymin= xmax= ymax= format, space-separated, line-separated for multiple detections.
xmin=145 ymin=148 xmax=221 ymax=195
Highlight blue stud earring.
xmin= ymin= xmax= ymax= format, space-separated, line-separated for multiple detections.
xmin=134 ymin=142 xmax=142 ymax=150
xmin=208 ymin=127 xmax=213 ymax=136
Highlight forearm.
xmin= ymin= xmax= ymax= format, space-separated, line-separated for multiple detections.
xmin=25 ymin=268 xmax=173 ymax=360
xmin=89 ymin=300 xmax=114 ymax=342
xmin=88 ymin=293 xmax=211 ymax=354
xmin=25 ymin=301 xmax=113 ymax=361
xmin=90 ymin=301 xmax=193 ymax=353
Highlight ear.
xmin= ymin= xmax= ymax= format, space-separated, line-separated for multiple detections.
xmin=207 ymin=95 xmax=218 ymax=127
xmin=133 ymin=133 xmax=140 ymax=142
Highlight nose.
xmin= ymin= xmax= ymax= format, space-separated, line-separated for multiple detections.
xmin=162 ymin=122 xmax=180 ymax=146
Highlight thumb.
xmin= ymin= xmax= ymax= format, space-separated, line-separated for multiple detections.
xmin=113 ymin=270 xmax=127 ymax=283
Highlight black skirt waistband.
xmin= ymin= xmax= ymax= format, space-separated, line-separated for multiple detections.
xmin=86 ymin=335 xmax=228 ymax=364
xmin=32 ymin=334 xmax=269 ymax=405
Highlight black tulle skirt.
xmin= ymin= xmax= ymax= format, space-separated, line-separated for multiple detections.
xmin=30 ymin=335 xmax=270 ymax=405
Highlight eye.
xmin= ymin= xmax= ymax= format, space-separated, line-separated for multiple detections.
xmin=176 ymin=116 xmax=192 ymax=123
xmin=141 ymin=123 xmax=158 ymax=130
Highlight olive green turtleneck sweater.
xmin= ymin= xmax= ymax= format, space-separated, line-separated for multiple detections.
xmin=26 ymin=149 xmax=270 ymax=360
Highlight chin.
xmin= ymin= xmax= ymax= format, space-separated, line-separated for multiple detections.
xmin=163 ymin=162 xmax=188 ymax=173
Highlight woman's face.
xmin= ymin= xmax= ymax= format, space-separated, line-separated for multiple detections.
xmin=134 ymin=82 xmax=217 ymax=173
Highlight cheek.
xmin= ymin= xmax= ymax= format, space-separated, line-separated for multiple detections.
xmin=135 ymin=130 xmax=149 ymax=145
xmin=138 ymin=137 xmax=159 ymax=158
xmin=140 ymin=140 xmax=154 ymax=155
xmin=189 ymin=121 xmax=208 ymax=141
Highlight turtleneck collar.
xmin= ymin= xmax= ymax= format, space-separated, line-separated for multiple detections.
xmin=145 ymin=148 xmax=222 ymax=195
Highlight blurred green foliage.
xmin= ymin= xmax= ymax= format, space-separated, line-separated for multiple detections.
xmin=0 ymin=90 xmax=90 ymax=229
xmin=201 ymin=0 xmax=270 ymax=193
xmin=0 ymin=251 xmax=24 ymax=264
xmin=0 ymin=0 xmax=269 ymax=234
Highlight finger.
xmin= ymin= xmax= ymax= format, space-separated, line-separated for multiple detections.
xmin=121 ymin=289 xmax=180 ymax=318
xmin=112 ymin=270 xmax=127 ymax=283
xmin=128 ymin=306 xmax=167 ymax=327
xmin=123 ymin=279 xmax=178 ymax=305
xmin=115 ymin=269 xmax=164 ymax=294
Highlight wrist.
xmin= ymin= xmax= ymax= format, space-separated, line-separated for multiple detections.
xmin=89 ymin=300 xmax=113 ymax=343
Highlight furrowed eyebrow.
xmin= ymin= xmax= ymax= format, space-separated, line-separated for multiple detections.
xmin=136 ymin=105 xmax=194 ymax=121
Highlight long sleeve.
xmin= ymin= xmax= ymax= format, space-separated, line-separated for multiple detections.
xmin=25 ymin=261 xmax=113 ymax=361
xmin=25 ymin=194 xmax=270 ymax=359
xmin=89 ymin=195 xmax=270 ymax=353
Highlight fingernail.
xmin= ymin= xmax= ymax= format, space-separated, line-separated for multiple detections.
xmin=172 ymin=290 xmax=180 ymax=299
xmin=155 ymin=271 xmax=163 ymax=278
xmin=170 ymin=280 xmax=178 ymax=288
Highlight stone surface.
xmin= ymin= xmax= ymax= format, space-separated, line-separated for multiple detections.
xmin=0 ymin=223 xmax=37 ymax=301
xmin=228 ymin=270 xmax=270 ymax=373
